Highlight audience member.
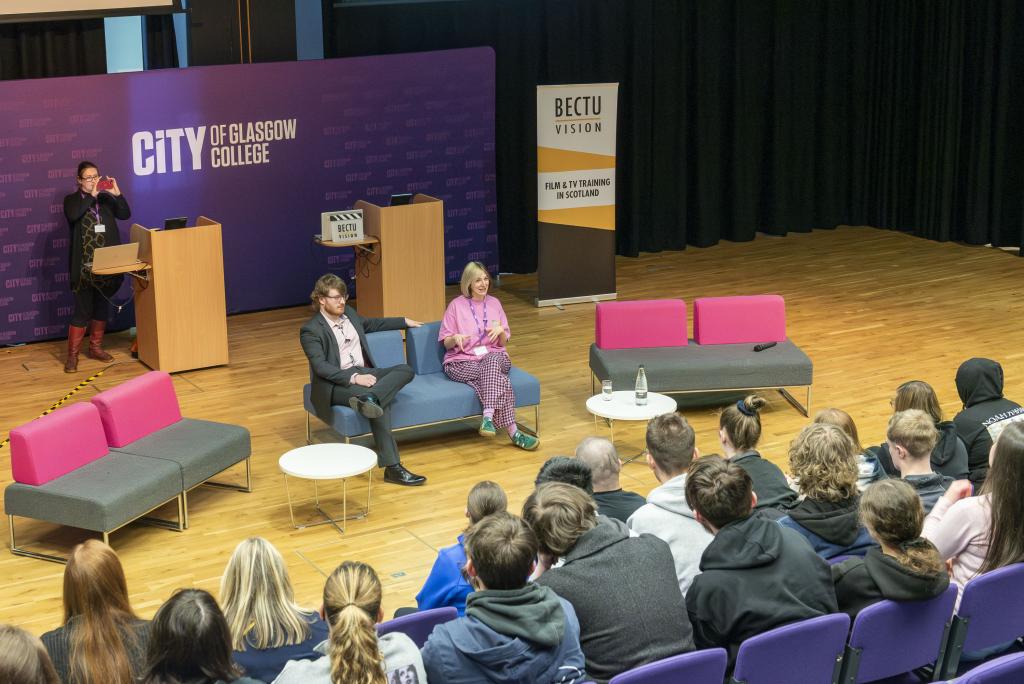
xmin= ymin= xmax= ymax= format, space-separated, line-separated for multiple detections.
xmin=924 ymin=421 xmax=1024 ymax=597
xmin=871 ymin=381 xmax=969 ymax=480
xmin=718 ymin=395 xmax=798 ymax=515
xmin=421 ymin=511 xmax=586 ymax=683
xmin=954 ymin=358 xmax=1024 ymax=485
xmin=416 ymin=481 xmax=508 ymax=616
xmin=523 ymin=482 xmax=693 ymax=684
xmin=274 ymin=561 xmax=426 ymax=683
xmin=574 ymin=437 xmax=645 ymax=522
xmin=814 ymin=408 xmax=886 ymax=491
xmin=778 ymin=424 xmax=876 ymax=558
xmin=140 ymin=589 xmax=261 ymax=684
xmin=220 ymin=537 xmax=328 ymax=682
xmin=0 ymin=624 xmax=60 ymax=684
xmin=41 ymin=539 xmax=149 ymax=684
xmin=535 ymin=456 xmax=593 ymax=494
xmin=885 ymin=410 xmax=953 ymax=513
xmin=684 ymin=456 xmax=837 ymax=668
xmin=627 ymin=414 xmax=713 ymax=596
xmin=831 ymin=480 xmax=949 ymax=620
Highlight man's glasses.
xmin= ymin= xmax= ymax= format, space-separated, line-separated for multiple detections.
xmin=323 ymin=294 xmax=346 ymax=302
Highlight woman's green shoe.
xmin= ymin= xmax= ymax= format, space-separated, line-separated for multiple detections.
xmin=479 ymin=417 xmax=497 ymax=437
xmin=510 ymin=430 xmax=540 ymax=451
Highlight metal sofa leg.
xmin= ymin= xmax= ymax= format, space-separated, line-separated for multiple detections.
xmin=306 ymin=412 xmax=312 ymax=445
xmin=778 ymin=387 xmax=810 ymax=417
xmin=8 ymin=515 xmax=68 ymax=564
xmin=203 ymin=457 xmax=254 ymax=494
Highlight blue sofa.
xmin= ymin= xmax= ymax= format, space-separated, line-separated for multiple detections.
xmin=303 ymin=321 xmax=541 ymax=443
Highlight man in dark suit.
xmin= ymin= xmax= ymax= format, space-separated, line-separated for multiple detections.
xmin=300 ymin=273 xmax=426 ymax=486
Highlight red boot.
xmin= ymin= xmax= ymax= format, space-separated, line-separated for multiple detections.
xmin=64 ymin=325 xmax=87 ymax=372
xmin=85 ymin=320 xmax=114 ymax=362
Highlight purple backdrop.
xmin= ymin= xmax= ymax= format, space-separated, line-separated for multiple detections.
xmin=0 ymin=48 xmax=497 ymax=345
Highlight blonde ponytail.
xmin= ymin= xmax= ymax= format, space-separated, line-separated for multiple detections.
xmin=323 ymin=562 xmax=386 ymax=684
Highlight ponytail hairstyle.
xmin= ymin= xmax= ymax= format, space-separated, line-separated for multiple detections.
xmin=466 ymin=480 xmax=508 ymax=526
xmin=62 ymin=539 xmax=140 ymax=684
xmin=719 ymin=394 xmax=767 ymax=451
xmin=860 ymin=480 xmax=944 ymax=575
xmin=0 ymin=624 xmax=60 ymax=684
xmin=980 ymin=421 xmax=1024 ymax=573
xmin=323 ymin=561 xmax=385 ymax=684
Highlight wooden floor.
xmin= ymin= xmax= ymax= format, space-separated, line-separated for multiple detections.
xmin=2 ymin=226 xmax=1021 ymax=634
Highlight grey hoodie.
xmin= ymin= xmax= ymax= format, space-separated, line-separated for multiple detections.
xmin=627 ymin=473 xmax=713 ymax=597
xmin=272 ymin=632 xmax=427 ymax=684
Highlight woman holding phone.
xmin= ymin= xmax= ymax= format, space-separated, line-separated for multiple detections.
xmin=61 ymin=160 xmax=130 ymax=372
xmin=439 ymin=261 xmax=538 ymax=450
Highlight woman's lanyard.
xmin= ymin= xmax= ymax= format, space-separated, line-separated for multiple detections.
xmin=82 ymin=192 xmax=100 ymax=222
xmin=468 ymin=297 xmax=488 ymax=343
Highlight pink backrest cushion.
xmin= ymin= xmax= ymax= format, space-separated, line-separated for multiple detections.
xmin=10 ymin=402 xmax=110 ymax=485
xmin=595 ymin=300 xmax=688 ymax=349
xmin=693 ymin=295 xmax=787 ymax=345
xmin=91 ymin=371 xmax=182 ymax=447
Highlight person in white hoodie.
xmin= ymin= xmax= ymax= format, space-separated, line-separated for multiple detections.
xmin=628 ymin=413 xmax=713 ymax=596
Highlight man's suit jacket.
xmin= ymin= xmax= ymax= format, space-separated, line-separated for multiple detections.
xmin=300 ymin=306 xmax=407 ymax=425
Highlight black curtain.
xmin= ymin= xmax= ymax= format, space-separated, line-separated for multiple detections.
xmin=0 ymin=19 xmax=107 ymax=80
xmin=145 ymin=14 xmax=179 ymax=69
xmin=327 ymin=0 xmax=1024 ymax=273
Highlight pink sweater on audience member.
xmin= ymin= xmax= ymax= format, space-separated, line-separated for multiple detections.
xmin=922 ymin=493 xmax=991 ymax=598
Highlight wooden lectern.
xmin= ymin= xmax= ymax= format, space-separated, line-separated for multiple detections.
xmin=130 ymin=217 xmax=229 ymax=373
xmin=353 ymin=194 xmax=445 ymax=323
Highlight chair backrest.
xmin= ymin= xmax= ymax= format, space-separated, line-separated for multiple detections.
xmin=367 ymin=330 xmax=406 ymax=369
xmin=841 ymin=584 xmax=958 ymax=683
xmin=955 ymin=652 xmax=1024 ymax=683
xmin=594 ymin=299 xmax=688 ymax=350
xmin=693 ymin=295 xmax=786 ymax=345
xmin=10 ymin=401 xmax=110 ymax=485
xmin=405 ymin=321 xmax=445 ymax=375
xmin=90 ymin=370 xmax=182 ymax=447
xmin=610 ymin=648 xmax=728 ymax=684
xmin=376 ymin=606 xmax=457 ymax=648
xmin=731 ymin=613 xmax=850 ymax=684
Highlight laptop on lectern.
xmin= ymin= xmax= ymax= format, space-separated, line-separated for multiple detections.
xmin=89 ymin=243 xmax=143 ymax=272
xmin=164 ymin=217 xmax=188 ymax=230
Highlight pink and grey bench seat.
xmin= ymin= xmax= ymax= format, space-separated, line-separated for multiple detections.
xmin=588 ymin=296 xmax=813 ymax=415
xmin=4 ymin=371 xmax=251 ymax=563
xmin=304 ymin=321 xmax=540 ymax=442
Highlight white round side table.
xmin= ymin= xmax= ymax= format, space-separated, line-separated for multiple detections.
xmin=585 ymin=390 xmax=679 ymax=462
xmin=279 ymin=443 xmax=377 ymax=534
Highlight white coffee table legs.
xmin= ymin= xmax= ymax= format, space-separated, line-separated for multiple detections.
xmin=283 ymin=471 xmax=372 ymax=534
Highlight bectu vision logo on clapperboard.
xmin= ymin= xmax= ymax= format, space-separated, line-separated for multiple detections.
xmin=320 ymin=209 xmax=364 ymax=243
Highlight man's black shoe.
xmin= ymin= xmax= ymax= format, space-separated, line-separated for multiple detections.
xmin=349 ymin=394 xmax=384 ymax=419
xmin=383 ymin=464 xmax=426 ymax=486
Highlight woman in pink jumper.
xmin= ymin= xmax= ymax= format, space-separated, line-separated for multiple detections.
xmin=439 ymin=261 xmax=538 ymax=450
xmin=923 ymin=421 xmax=1024 ymax=594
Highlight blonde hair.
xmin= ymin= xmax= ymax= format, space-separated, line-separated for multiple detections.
xmin=860 ymin=480 xmax=944 ymax=575
xmin=323 ymin=561 xmax=385 ymax=684
xmin=719 ymin=395 xmax=767 ymax=451
xmin=893 ymin=380 xmax=943 ymax=423
xmin=813 ymin=408 xmax=863 ymax=453
xmin=0 ymin=624 xmax=60 ymax=684
xmin=788 ymin=423 xmax=859 ymax=502
xmin=521 ymin=482 xmax=598 ymax=558
xmin=310 ymin=274 xmax=346 ymax=311
xmin=886 ymin=409 xmax=939 ymax=460
xmin=219 ymin=537 xmax=312 ymax=651
xmin=459 ymin=261 xmax=490 ymax=298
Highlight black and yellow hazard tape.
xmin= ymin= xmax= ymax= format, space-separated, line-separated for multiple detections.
xmin=0 ymin=364 xmax=113 ymax=449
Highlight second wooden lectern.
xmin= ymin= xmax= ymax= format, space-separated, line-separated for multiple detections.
xmin=130 ymin=217 xmax=229 ymax=373
xmin=353 ymin=194 xmax=446 ymax=323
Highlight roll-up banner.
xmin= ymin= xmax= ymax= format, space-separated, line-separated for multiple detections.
xmin=536 ymin=83 xmax=618 ymax=307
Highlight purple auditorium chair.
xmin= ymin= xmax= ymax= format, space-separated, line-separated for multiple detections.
xmin=952 ymin=652 xmax=1024 ymax=683
xmin=730 ymin=613 xmax=850 ymax=684
xmin=938 ymin=563 xmax=1024 ymax=680
xmin=377 ymin=606 xmax=457 ymax=648
xmin=610 ymin=648 xmax=728 ymax=684
xmin=838 ymin=584 xmax=957 ymax=683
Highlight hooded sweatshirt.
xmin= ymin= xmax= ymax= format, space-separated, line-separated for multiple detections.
xmin=420 ymin=584 xmax=586 ymax=684
xmin=904 ymin=472 xmax=954 ymax=514
xmin=730 ymin=450 xmax=799 ymax=511
xmin=271 ymin=632 xmax=426 ymax=684
xmin=777 ymin=497 xmax=878 ymax=559
xmin=831 ymin=545 xmax=950 ymax=620
xmin=686 ymin=514 xmax=837 ymax=668
xmin=535 ymin=517 xmax=694 ymax=684
xmin=871 ymin=423 xmax=970 ymax=481
xmin=955 ymin=358 xmax=1024 ymax=485
xmin=627 ymin=473 xmax=714 ymax=597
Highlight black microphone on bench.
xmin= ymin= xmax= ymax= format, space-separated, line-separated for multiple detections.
xmin=753 ymin=341 xmax=777 ymax=352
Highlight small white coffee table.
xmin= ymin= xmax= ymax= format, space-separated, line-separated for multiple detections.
xmin=279 ymin=443 xmax=377 ymax=534
xmin=586 ymin=390 xmax=679 ymax=462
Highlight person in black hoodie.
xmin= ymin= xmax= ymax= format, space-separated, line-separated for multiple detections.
xmin=717 ymin=395 xmax=798 ymax=517
xmin=954 ymin=358 xmax=1024 ymax=486
xmin=684 ymin=456 xmax=837 ymax=669
xmin=778 ymin=424 xmax=877 ymax=558
xmin=869 ymin=381 xmax=969 ymax=480
xmin=832 ymin=479 xmax=950 ymax=620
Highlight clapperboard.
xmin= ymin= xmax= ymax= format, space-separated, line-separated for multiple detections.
xmin=320 ymin=209 xmax=364 ymax=243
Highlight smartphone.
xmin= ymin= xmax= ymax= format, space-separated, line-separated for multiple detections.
xmin=97 ymin=177 xmax=114 ymax=192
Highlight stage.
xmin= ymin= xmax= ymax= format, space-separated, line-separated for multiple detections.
xmin=1 ymin=225 xmax=1020 ymax=633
